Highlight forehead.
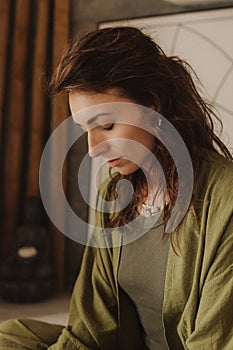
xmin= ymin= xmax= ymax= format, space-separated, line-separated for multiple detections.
xmin=68 ymin=90 xmax=133 ymax=115
xmin=69 ymin=91 xmax=161 ymax=132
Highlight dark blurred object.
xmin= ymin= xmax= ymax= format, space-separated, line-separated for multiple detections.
xmin=0 ymin=197 xmax=56 ymax=302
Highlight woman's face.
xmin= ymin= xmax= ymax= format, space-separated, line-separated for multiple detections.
xmin=69 ymin=89 xmax=155 ymax=175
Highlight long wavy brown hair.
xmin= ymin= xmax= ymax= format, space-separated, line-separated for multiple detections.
xmin=49 ymin=26 xmax=232 ymax=244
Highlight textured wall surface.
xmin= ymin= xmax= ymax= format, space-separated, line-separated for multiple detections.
xmin=71 ymin=0 xmax=233 ymax=34
xmin=71 ymin=0 xmax=179 ymax=34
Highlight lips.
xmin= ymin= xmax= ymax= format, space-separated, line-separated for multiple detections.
xmin=107 ymin=158 xmax=122 ymax=167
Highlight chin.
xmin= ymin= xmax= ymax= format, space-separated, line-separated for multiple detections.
xmin=117 ymin=165 xmax=139 ymax=176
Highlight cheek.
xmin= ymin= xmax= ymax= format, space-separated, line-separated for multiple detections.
xmin=138 ymin=130 xmax=155 ymax=149
xmin=122 ymin=126 xmax=155 ymax=150
xmin=146 ymin=136 xmax=155 ymax=151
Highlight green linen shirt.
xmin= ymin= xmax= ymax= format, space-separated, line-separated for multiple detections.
xmin=49 ymin=149 xmax=233 ymax=350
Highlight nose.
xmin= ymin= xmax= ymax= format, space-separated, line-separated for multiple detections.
xmin=88 ymin=130 xmax=108 ymax=158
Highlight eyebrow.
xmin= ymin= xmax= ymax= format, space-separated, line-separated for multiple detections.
xmin=87 ymin=113 xmax=111 ymax=125
xmin=76 ymin=113 xmax=112 ymax=126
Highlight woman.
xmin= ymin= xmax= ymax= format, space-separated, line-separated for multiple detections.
xmin=0 ymin=26 xmax=232 ymax=350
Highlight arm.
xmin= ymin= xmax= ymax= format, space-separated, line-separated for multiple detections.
xmin=186 ymin=215 xmax=233 ymax=349
xmin=48 ymin=242 xmax=119 ymax=350
xmin=48 ymin=178 xmax=119 ymax=350
xmin=49 ymin=176 xmax=146 ymax=350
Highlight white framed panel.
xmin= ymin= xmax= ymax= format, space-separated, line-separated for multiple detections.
xmin=100 ymin=7 xmax=233 ymax=149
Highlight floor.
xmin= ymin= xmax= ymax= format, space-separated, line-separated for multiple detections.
xmin=0 ymin=293 xmax=70 ymax=325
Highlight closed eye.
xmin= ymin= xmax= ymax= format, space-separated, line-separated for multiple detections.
xmin=78 ymin=123 xmax=114 ymax=132
xmin=102 ymin=123 xmax=114 ymax=130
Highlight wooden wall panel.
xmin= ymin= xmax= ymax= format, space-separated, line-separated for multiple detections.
xmin=2 ymin=0 xmax=31 ymax=254
xmin=50 ymin=0 xmax=70 ymax=291
xmin=27 ymin=0 xmax=51 ymax=197
xmin=0 ymin=0 xmax=71 ymax=291
xmin=0 ymin=0 xmax=11 ymax=156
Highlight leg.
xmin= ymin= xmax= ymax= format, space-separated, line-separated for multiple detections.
xmin=0 ymin=318 xmax=63 ymax=349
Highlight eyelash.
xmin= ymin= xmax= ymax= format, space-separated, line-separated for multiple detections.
xmin=102 ymin=123 xmax=114 ymax=130
xmin=80 ymin=123 xmax=114 ymax=132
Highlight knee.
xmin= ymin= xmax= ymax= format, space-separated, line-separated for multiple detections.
xmin=0 ymin=319 xmax=20 ymax=334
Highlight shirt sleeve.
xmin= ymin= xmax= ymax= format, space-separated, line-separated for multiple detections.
xmin=48 ymin=178 xmax=119 ymax=350
xmin=48 ymin=176 xmax=147 ymax=350
xmin=48 ymin=240 xmax=119 ymax=350
xmin=185 ymin=207 xmax=233 ymax=349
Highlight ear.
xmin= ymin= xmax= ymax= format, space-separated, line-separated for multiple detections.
xmin=150 ymin=95 xmax=161 ymax=114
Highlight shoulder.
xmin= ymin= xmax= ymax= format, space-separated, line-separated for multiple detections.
xmin=187 ymin=149 xmax=233 ymax=245
xmin=95 ymin=172 xmax=120 ymax=232
xmin=193 ymin=148 xmax=233 ymax=204
xmin=197 ymin=148 xmax=233 ymax=179
xmin=178 ymin=149 xmax=232 ymax=262
xmin=96 ymin=172 xmax=120 ymax=216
